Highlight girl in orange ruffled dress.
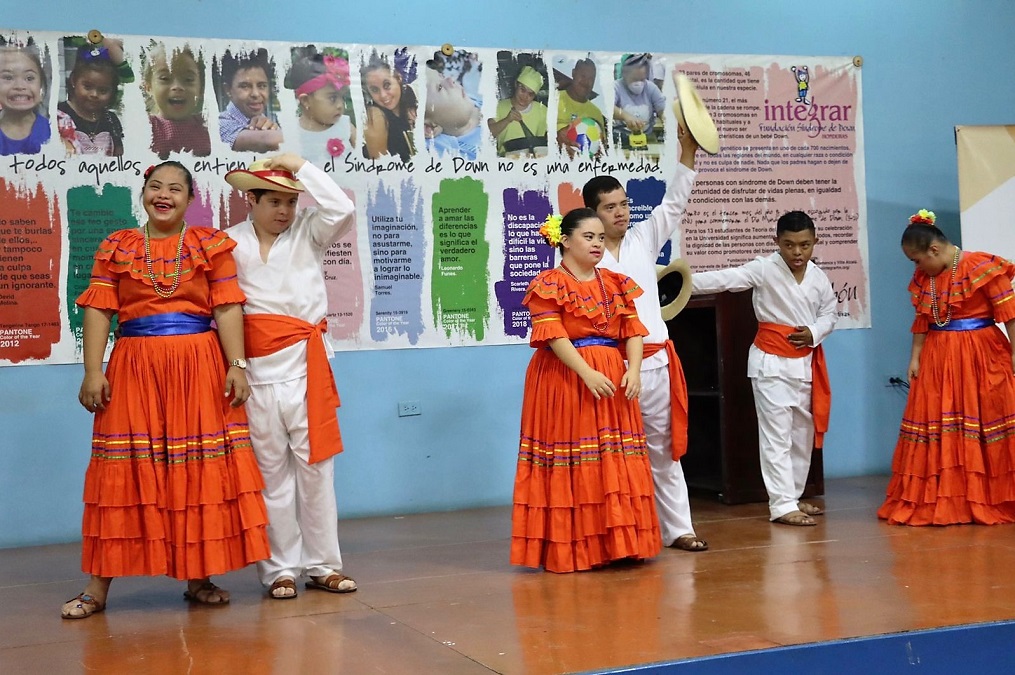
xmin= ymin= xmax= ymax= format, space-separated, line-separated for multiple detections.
xmin=511 ymin=208 xmax=662 ymax=572
xmin=62 ymin=161 xmax=270 ymax=618
xmin=879 ymin=209 xmax=1015 ymax=526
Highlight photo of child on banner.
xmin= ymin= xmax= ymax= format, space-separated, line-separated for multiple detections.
xmin=423 ymin=49 xmax=482 ymax=161
xmin=488 ymin=51 xmax=548 ymax=159
xmin=284 ymin=45 xmax=357 ymax=166
xmin=57 ymin=31 xmax=132 ymax=157
xmin=214 ymin=47 xmax=283 ymax=153
xmin=142 ymin=41 xmax=211 ymax=158
xmin=0 ymin=36 xmax=52 ymax=155
xmin=553 ymin=53 xmax=607 ymax=159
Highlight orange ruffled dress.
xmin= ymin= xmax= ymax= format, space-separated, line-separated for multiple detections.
xmin=879 ymin=251 xmax=1015 ymax=525
xmin=75 ymin=226 xmax=270 ymax=579
xmin=511 ymin=268 xmax=662 ymax=572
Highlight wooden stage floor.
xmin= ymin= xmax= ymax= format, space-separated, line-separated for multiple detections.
xmin=3 ymin=475 xmax=1015 ymax=674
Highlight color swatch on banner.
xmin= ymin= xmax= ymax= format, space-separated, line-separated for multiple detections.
xmin=65 ymin=185 xmax=134 ymax=350
xmin=368 ymin=179 xmax=424 ymax=344
xmin=494 ymin=188 xmax=553 ymax=338
xmin=626 ymin=177 xmax=670 ymax=264
xmin=0 ymin=181 xmax=63 ymax=362
xmin=431 ymin=178 xmax=490 ymax=340
xmin=324 ymin=190 xmax=364 ymax=340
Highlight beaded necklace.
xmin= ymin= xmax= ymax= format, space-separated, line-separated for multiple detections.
xmin=559 ymin=262 xmax=612 ymax=333
xmin=144 ymin=221 xmax=188 ymax=298
xmin=929 ymin=246 xmax=960 ymax=327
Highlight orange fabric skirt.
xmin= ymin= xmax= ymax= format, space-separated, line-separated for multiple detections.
xmin=511 ymin=345 xmax=661 ymax=572
xmin=81 ymin=331 xmax=270 ymax=579
xmin=878 ymin=324 xmax=1015 ymax=525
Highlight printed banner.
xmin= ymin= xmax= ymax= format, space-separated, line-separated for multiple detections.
xmin=0 ymin=30 xmax=868 ymax=365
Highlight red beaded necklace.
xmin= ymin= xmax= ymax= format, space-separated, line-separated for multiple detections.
xmin=559 ymin=262 xmax=612 ymax=333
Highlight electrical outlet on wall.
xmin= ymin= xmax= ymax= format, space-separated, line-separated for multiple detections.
xmin=398 ymin=400 xmax=422 ymax=417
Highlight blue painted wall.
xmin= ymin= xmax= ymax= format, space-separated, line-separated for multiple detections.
xmin=3 ymin=0 xmax=1014 ymax=547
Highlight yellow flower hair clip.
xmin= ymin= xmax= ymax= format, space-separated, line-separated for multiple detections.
xmin=909 ymin=209 xmax=936 ymax=226
xmin=539 ymin=214 xmax=563 ymax=246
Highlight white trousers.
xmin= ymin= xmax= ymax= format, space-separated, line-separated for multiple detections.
xmin=640 ymin=364 xmax=696 ymax=545
xmin=750 ymin=376 xmax=814 ymax=520
xmin=245 ymin=377 xmax=345 ymax=586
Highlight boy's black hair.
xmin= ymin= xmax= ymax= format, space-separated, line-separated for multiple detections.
xmin=582 ymin=176 xmax=623 ymax=210
xmin=776 ymin=211 xmax=816 ymax=237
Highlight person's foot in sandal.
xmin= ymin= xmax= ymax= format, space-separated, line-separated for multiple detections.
xmin=773 ymin=510 xmax=817 ymax=526
xmin=61 ymin=576 xmax=112 ymax=619
xmin=670 ymin=534 xmax=709 ymax=552
xmin=306 ymin=572 xmax=357 ymax=593
xmin=268 ymin=576 xmax=298 ymax=600
xmin=798 ymin=501 xmax=824 ymax=516
xmin=184 ymin=579 xmax=230 ymax=605
xmin=61 ymin=592 xmax=106 ymax=619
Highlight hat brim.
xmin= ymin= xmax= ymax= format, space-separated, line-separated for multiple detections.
xmin=672 ymin=73 xmax=721 ymax=155
xmin=224 ymin=169 xmax=305 ymax=194
xmin=657 ymin=258 xmax=693 ymax=321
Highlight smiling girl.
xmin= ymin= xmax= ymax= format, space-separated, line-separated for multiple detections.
xmin=0 ymin=43 xmax=51 ymax=155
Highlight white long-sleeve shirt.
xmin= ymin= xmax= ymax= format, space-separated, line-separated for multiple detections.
xmin=598 ymin=162 xmax=696 ymax=369
xmin=229 ymin=161 xmax=355 ymax=385
xmin=691 ymin=252 xmax=837 ymax=380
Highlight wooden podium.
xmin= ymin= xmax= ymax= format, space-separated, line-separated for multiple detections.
xmin=666 ymin=290 xmax=823 ymax=505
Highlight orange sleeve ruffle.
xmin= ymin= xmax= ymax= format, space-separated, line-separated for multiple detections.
xmin=909 ymin=251 xmax=1015 ymax=323
xmin=80 ymin=226 xmax=245 ymax=308
xmin=524 ymin=268 xmax=643 ymax=321
xmin=76 ymin=252 xmax=121 ymax=311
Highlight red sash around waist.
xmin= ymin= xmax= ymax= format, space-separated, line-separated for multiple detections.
xmin=753 ymin=322 xmax=831 ymax=449
xmin=244 ymin=314 xmax=343 ymax=464
xmin=643 ymin=340 xmax=688 ymax=461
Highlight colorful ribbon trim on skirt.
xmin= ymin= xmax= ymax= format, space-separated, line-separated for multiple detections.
xmin=643 ymin=340 xmax=689 ymax=461
xmin=119 ymin=312 xmax=212 ymax=337
xmin=753 ymin=322 xmax=831 ymax=449
xmin=928 ymin=317 xmax=995 ymax=331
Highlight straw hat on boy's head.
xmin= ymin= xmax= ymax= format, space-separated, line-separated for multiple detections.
xmin=224 ymin=159 xmax=305 ymax=193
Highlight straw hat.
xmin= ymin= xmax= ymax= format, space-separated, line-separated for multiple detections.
xmin=224 ymin=160 xmax=305 ymax=194
xmin=672 ymin=73 xmax=720 ymax=155
xmin=657 ymin=258 xmax=693 ymax=321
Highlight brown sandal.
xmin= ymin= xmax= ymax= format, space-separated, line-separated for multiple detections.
xmin=774 ymin=510 xmax=817 ymax=526
xmin=61 ymin=592 xmax=106 ymax=620
xmin=671 ymin=534 xmax=709 ymax=552
xmin=268 ymin=577 xmax=298 ymax=600
xmin=306 ymin=573 xmax=357 ymax=594
xmin=798 ymin=502 xmax=825 ymax=516
xmin=184 ymin=580 xmax=230 ymax=605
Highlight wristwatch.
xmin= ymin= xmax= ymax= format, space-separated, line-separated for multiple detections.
xmin=230 ymin=358 xmax=248 ymax=370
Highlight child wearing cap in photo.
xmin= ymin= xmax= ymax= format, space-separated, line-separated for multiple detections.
xmin=488 ymin=64 xmax=548 ymax=158
xmin=224 ymin=153 xmax=357 ymax=598
xmin=284 ymin=50 xmax=356 ymax=166
xmin=690 ymin=211 xmax=837 ymax=527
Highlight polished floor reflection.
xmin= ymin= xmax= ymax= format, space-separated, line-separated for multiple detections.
xmin=3 ymin=476 xmax=1015 ymax=674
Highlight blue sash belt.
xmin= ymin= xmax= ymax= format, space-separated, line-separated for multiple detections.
xmin=928 ymin=317 xmax=994 ymax=332
xmin=119 ymin=312 xmax=212 ymax=337
xmin=571 ymin=336 xmax=619 ymax=348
